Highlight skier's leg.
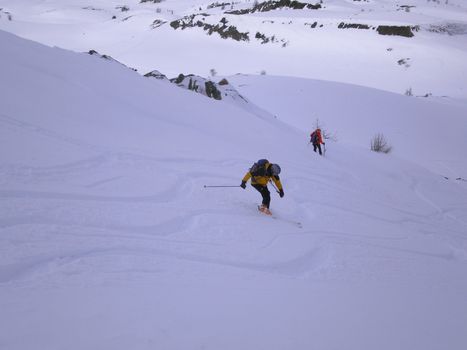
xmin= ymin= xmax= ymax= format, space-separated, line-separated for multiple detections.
xmin=252 ymin=184 xmax=271 ymax=208
xmin=262 ymin=186 xmax=271 ymax=208
xmin=313 ymin=144 xmax=317 ymax=152
xmin=317 ymin=144 xmax=322 ymax=155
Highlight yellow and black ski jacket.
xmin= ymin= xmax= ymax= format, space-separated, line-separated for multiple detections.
xmin=242 ymin=161 xmax=283 ymax=190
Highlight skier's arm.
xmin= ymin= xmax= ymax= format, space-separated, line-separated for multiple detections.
xmin=242 ymin=172 xmax=252 ymax=183
xmin=272 ymin=176 xmax=284 ymax=197
xmin=240 ymin=172 xmax=251 ymax=189
xmin=272 ymin=175 xmax=283 ymax=191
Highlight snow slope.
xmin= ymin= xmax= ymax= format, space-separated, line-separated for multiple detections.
xmin=228 ymin=74 xmax=467 ymax=177
xmin=1 ymin=29 xmax=467 ymax=349
xmin=0 ymin=0 xmax=466 ymax=98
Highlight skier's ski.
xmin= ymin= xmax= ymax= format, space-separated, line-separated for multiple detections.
xmin=258 ymin=205 xmax=272 ymax=216
xmin=257 ymin=205 xmax=302 ymax=228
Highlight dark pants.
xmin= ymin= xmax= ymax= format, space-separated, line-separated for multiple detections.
xmin=252 ymin=184 xmax=271 ymax=208
xmin=313 ymin=143 xmax=322 ymax=155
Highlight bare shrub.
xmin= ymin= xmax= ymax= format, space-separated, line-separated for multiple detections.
xmin=371 ymin=133 xmax=392 ymax=153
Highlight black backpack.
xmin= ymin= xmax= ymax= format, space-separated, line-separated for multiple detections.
xmin=250 ymin=159 xmax=269 ymax=176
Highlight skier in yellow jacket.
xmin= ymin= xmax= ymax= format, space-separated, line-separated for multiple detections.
xmin=240 ymin=159 xmax=284 ymax=215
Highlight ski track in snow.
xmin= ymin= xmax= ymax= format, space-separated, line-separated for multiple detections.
xmin=1 ymin=151 xmax=329 ymax=284
xmin=2 ymin=143 xmax=466 ymax=288
xmin=0 ymin=112 xmax=107 ymax=153
xmin=0 ymin=224 xmax=328 ymax=284
xmin=414 ymin=181 xmax=467 ymax=228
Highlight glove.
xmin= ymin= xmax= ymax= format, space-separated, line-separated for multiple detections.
xmin=279 ymin=189 xmax=284 ymax=198
xmin=240 ymin=181 xmax=246 ymax=189
xmin=322 ymin=142 xmax=326 ymax=145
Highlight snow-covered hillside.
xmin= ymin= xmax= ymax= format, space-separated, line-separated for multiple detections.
xmin=229 ymin=74 xmax=467 ymax=177
xmin=1 ymin=29 xmax=467 ymax=350
xmin=0 ymin=0 xmax=466 ymax=98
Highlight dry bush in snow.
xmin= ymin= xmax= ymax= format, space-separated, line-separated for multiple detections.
xmin=371 ymin=133 xmax=392 ymax=153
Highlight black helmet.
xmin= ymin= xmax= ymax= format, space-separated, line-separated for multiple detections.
xmin=270 ymin=164 xmax=281 ymax=176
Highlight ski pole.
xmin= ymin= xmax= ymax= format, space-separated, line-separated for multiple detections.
xmin=323 ymin=143 xmax=326 ymax=156
xmin=203 ymin=185 xmax=241 ymax=188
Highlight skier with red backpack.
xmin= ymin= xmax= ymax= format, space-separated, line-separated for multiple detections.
xmin=310 ymin=128 xmax=325 ymax=155
xmin=240 ymin=159 xmax=284 ymax=215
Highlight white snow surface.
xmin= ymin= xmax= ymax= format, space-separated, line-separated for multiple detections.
xmin=0 ymin=0 xmax=466 ymax=98
xmin=1 ymin=28 xmax=467 ymax=350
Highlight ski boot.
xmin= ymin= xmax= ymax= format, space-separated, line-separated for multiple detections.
xmin=258 ymin=204 xmax=272 ymax=216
